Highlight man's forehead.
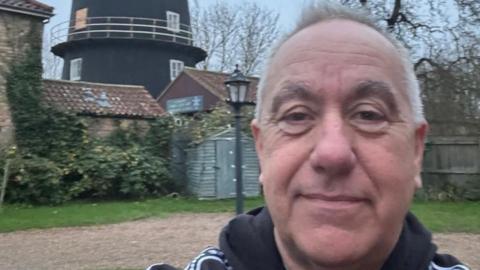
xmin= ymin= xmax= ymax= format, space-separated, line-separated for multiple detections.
xmin=256 ymin=20 xmax=408 ymax=119
xmin=267 ymin=19 xmax=403 ymax=88
xmin=271 ymin=19 xmax=399 ymax=70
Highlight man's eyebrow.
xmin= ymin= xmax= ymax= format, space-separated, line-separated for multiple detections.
xmin=270 ymin=82 xmax=321 ymax=115
xmin=348 ymin=80 xmax=399 ymax=114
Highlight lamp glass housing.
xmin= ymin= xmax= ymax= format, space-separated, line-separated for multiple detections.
xmin=225 ymin=68 xmax=250 ymax=104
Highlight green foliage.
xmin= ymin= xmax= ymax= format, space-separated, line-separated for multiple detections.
xmin=0 ymin=146 xmax=8 ymax=175
xmin=7 ymin=155 xmax=69 ymax=204
xmin=132 ymin=117 xmax=174 ymax=159
xmin=416 ymin=180 xmax=480 ymax=201
xmin=177 ymin=103 xmax=255 ymax=144
xmin=4 ymin=40 xmax=178 ymax=204
xmin=5 ymin=37 xmax=86 ymax=160
xmin=74 ymin=144 xmax=174 ymax=199
xmin=416 ymin=183 xmax=462 ymax=201
xmin=4 ymin=130 xmax=177 ymax=204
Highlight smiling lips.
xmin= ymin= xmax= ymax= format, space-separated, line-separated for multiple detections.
xmin=300 ymin=193 xmax=369 ymax=210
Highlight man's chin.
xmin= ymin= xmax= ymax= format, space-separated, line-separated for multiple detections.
xmin=291 ymin=227 xmax=380 ymax=268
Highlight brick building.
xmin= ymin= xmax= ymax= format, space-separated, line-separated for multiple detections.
xmin=157 ymin=67 xmax=259 ymax=114
xmin=42 ymin=79 xmax=165 ymax=137
xmin=0 ymin=0 xmax=53 ymax=146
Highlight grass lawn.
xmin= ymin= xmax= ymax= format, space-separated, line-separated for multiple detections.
xmin=0 ymin=197 xmax=478 ymax=233
xmin=0 ymin=197 xmax=264 ymax=233
xmin=411 ymin=201 xmax=480 ymax=233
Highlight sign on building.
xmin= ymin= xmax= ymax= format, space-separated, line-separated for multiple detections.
xmin=166 ymin=95 xmax=204 ymax=113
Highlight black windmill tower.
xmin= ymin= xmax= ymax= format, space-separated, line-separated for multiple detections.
xmin=51 ymin=0 xmax=206 ymax=98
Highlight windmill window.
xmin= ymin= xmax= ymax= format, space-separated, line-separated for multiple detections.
xmin=166 ymin=11 xmax=180 ymax=32
xmin=70 ymin=58 xmax=82 ymax=81
xmin=170 ymin=59 xmax=184 ymax=81
xmin=74 ymin=8 xmax=88 ymax=30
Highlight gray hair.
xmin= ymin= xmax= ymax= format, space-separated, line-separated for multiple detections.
xmin=255 ymin=1 xmax=425 ymax=124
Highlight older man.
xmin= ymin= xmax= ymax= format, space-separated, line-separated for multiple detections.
xmin=148 ymin=2 xmax=469 ymax=270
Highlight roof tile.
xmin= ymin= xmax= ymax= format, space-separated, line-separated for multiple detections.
xmin=182 ymin=67 xmax=259 ymax=102
xmin=42 ymin=79 xmax=165 ymax=119
xmin=0 ymin=0 xmax=53 ymax=17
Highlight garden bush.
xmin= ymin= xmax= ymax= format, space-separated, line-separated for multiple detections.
xmin=3 ymin=35 xmax=178 ymax=205
xmin=7 ymin=155 xmax=68 ymax=204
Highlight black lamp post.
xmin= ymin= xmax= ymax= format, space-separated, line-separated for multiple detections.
xmin=224 ymin=65 xmax=252 ymax=215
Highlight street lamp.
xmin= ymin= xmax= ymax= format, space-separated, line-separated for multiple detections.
xmin=224 ymin=65 xmax=252 ymax=215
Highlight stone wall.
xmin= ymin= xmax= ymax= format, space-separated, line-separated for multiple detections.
xmin=0 ymin=11 xmax=44 ymax=147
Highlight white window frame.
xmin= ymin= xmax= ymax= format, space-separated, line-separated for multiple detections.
xmin=166 ymin=11 xmax=180 ymax=32
xmin=70 ymin=58 xmax=83 ymax=81
xmin=170 ymin=59 xmax=184 ymax=81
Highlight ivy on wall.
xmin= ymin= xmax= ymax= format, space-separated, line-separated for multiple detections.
xmin=2 ymin=32 xmax=177 ymax=204
xmin=5 ymin=39 xmax=86 ymax=161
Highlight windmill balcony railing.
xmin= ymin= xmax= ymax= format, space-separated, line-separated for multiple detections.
xmin=50 ymin=16 xmax=194 ymax=47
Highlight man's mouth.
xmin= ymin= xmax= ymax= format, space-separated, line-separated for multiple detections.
xmin=299 ymin=193 xmax=369 ymax=210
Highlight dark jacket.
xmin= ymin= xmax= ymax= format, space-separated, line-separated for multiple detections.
xmin=155 ymin=207 xmax=470 ymax=270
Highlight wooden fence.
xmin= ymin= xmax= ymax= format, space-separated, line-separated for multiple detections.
xmin=421 ymin=136 xmax=480 ymax=200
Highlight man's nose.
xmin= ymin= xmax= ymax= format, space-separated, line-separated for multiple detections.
xmin=309 ymin=115 xmax=356 ymax=177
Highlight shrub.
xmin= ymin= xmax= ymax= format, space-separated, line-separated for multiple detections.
xmin=65 ymin=143 xmax=176 ymax=200
xmin=119 ymin=146 xmax=174 ymax=197
xmin=6 ymin=155 xmax=68 ymax=204
xmin=4 ymin=40 xmax=178 ymax=204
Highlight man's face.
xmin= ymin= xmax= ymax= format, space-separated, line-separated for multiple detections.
xmin=251 ymin=20 xmax=428 ymax=269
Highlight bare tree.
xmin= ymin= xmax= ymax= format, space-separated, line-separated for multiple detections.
xmin=236 ymin=2 xmax=280 ymax=75
xmin=190 ymin=1 xmax=280 ymax=75
xmin=42 ymin=34 xmax=63 ymax=79
xmin=342 ymin=0 xmax=480 ymax=134
xmin=190 ymin=1 xmax=238 ymax=71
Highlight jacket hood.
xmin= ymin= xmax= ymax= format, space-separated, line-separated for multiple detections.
xmin=219 ymin=207 xmax=438 ymax=270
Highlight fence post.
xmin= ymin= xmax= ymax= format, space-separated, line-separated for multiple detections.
xmin=0 ymin=146 xmax=15 ymax=212
xmin=0 ymin=159 xmax=11 ymax=213
xmin=478 ymin=137 xmax=480 ymax=173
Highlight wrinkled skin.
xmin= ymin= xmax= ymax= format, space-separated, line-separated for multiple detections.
xmin=251 ymin=20 xmax=428 ymax=270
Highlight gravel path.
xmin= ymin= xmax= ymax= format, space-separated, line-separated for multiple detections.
xmin=0 ymin=213 xmax=478 ymax=270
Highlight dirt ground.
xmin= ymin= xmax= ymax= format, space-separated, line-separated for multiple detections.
xmin=0 ymin=213 xmax=478 ymax=270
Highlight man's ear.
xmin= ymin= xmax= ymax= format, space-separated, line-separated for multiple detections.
xmin=413 ymin=122 xmax=429 ymax=188
xmin=251 ymin=119 xmax=264 ymax=184
xmin=251 ymin=119 xmax=262 ymax=151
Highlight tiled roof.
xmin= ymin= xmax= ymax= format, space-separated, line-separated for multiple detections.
xmin=0 ymin=0 xmax=53 ymax=18
xmin=182 ymin=67 xmax=259 ymax=102
xmin=42 ymin=79 xmax=165 ymax=119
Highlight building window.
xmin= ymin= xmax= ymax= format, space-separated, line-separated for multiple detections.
xmin=166 ymin=11 xmax=180 ymax=32
xmin=70 ymin=58 xmax=82 ymax=81
xmin=74 ymin=8 xmax=88 ymax=30
xmin=170 ymin=59 xmax=184 ymax=81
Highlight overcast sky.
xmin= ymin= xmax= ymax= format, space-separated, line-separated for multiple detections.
xmin=40 ymin=0 xmax=310 ymax=38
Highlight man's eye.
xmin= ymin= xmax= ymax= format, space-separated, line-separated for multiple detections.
xmin=356 ymin=111 xmax=385 ymax=121
xmin=350 ymin=106 xmax=388 ymax=133
xmin=277 ymin=111 xmax=314 ymax=135
xmin=283 ymin=112 xmax=310 ymax=122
